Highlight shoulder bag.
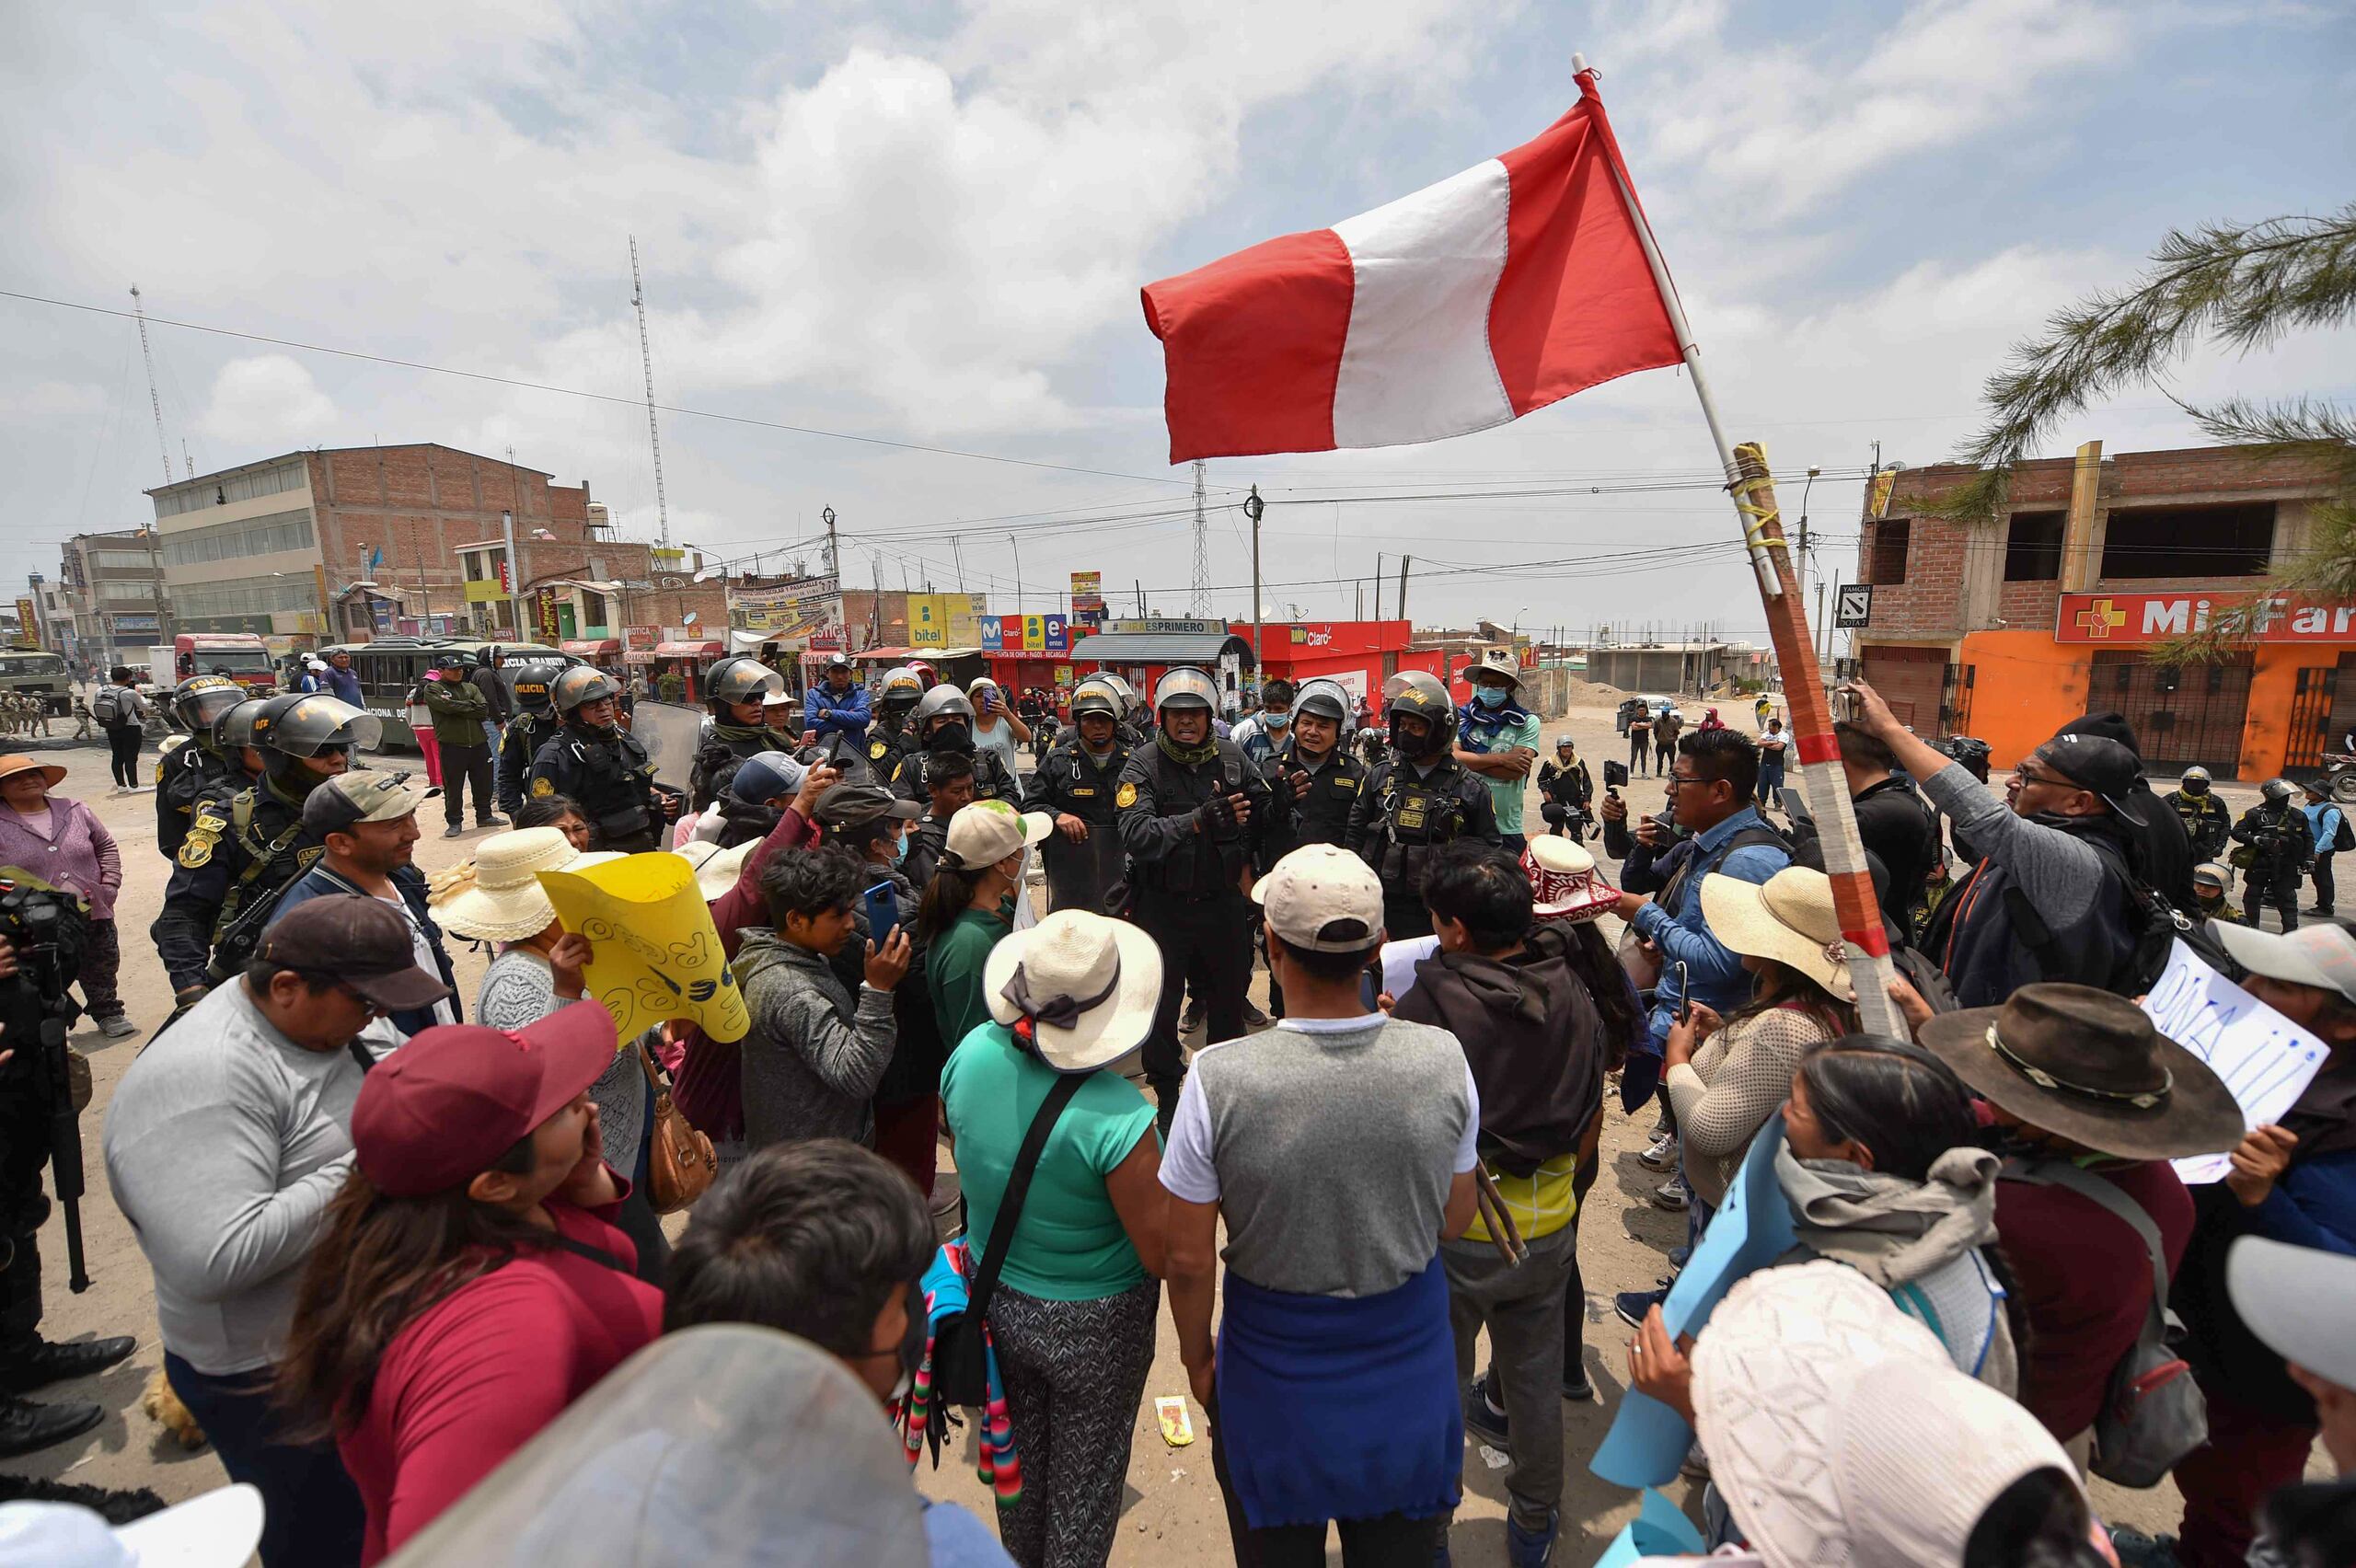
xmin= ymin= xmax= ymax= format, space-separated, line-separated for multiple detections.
xmin=637 ymin=1033 xmax=718 ymax=1214
xmin=930 ymin=1074 xmax=1086 ymax=1409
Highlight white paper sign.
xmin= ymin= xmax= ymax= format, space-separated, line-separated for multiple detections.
xmin=2142 ymin=938 xmax=2330 ymax=1184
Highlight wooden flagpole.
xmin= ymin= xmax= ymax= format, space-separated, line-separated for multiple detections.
xmin=1574 ymin=54 xmax=1902 ymax=1037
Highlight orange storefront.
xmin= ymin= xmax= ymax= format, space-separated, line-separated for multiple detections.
xmin=1923 ymin=592 xmax=2356 ymax=781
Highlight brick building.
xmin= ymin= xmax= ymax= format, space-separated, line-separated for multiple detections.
xmin=1854 ymin=439 xmax=2350 ymax=779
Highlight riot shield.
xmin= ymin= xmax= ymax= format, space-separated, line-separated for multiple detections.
xmin=1041 ymin=826 xmax=1126 ymax=916
xmin=630 ymin=700 xmax=707 ymax=796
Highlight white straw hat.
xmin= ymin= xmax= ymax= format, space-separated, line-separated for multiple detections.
xmin=676 ymin=838 xmax=758 ymax=904
xmin=943 ymin=800 xmax=1052 ymax=870
xmin=1694 ymin=1262 xmax=2082 ymax=1568
xmin=1699 ymin=866 xmax=1854 ymax=999
xmin=430 ymin=826 xmax=622 ymax=943
xmin=984 ymin=910 xmax=1163 ymax=1073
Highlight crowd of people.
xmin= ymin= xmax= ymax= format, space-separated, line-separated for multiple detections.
xmin=0 ymin=652 xmax=2351 ymax=1568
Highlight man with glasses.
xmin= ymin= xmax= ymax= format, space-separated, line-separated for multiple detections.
xmin=1845 ymin=679 xmax=2143 ymax=1007
xmin=106 ymin=895 xmax=453 ymax=1567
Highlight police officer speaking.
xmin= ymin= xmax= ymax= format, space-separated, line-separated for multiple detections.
xmin=151 ymin=691 xmax=379 ymax=1008
xmin=689 ymin=654 xmax=791 ymax=808
xmin=1116 ymin=666 xmax=1283 ymax=1128
xmin=494 ymin=668 xmax=558 ymax=818
xmin=527 ymin=665 xmax=683 ymax=852
xmin=890 ymin=684 xmax=1019 ymax=805
xmin=1264 ymin=677 xmax=1364 ymax=859
xmin=1348 ymin=669 xmax=1499 ymax=939
xmin=154 ymin=674 xmax=248 ymax=859
xmin=1024 ymin=679 xmax=1134 ymax=913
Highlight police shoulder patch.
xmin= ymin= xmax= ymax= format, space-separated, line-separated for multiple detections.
xmin=870 ymin=741 xmax=887 ymax=759
xmin=1114 ymin=781 xmax=1138 ymax=809
xmin=179 ymin=813 xmax=224 ymax=869
xmin=531 ymin=777 xmax=555 ymax=798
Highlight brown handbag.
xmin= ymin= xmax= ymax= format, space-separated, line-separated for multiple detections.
xmin=636 ymin=1035 xmax=717 ymax=1214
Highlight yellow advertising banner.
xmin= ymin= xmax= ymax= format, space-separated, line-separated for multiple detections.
xmin=1022 ymin=614 xmax=1047 ymax=651
xmin=1868 ymin=468 xmax=1899 ymax=520
xmin=537 ymin=853 xmax=749 ymax=1043
xmin=13 ymin=598 xmax=36 ymax=649
xmin=462 ymin=579 xmax=508 ymax=604
xmin=907 ymin=593 xmax=952 ymax=648
xmin=946 ymin=593 xmax=984 ymax=647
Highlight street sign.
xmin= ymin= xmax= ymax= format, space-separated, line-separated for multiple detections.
xmin=1834 ymin=584 xmax=1874 ymax=628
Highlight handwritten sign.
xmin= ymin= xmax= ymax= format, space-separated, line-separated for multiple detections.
xmin=539 ymin=853 xmax=750 ymax=1044
xmin=1592 ymin=1111 xmax=1797 ymax=1488
xmin=2142 ymin=938 xmax=2329 ymax=1184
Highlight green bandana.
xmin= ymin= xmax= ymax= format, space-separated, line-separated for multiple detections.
xmin=1156 ymin=730 xmax=1219 ymax=768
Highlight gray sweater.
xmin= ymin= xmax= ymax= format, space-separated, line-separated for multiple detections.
xmin=476 ymin=949 xmax=648 ymax=1174
xmin=1919 ymin=760 xmax=2106 ymax=932
xmin=733 ymin=929 xmax=895 ymax=1149
xmin=102 ymin=981 xmax=371 ymax=1375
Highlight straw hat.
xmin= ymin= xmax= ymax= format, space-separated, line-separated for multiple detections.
xmin=676 ymin=838 xmax=758 ymax=904
xmin=984 ymin=909 xmax=1163 ymax=1073
xmin=1700 ymin=867 xmax=1853 ymax=999
xmin=1524 ymin=836 xmax=1618 ymax=923
xmin=0 ymin=755 xmax=67 ymax=790
xmin=431 ymin=827 xmax=622 ymax=943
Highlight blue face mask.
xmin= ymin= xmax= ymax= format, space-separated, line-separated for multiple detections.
xmin=891 ymin=828 xmax=910 ymax=866
xmin=1473 ymin=686 xmax=1509 ymax=709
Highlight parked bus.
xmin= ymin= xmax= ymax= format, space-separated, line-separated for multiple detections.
xmin=313 ymin=638 xmax=579 ymax=750
xmin=0 ymin=650 xmax=75 ymax=715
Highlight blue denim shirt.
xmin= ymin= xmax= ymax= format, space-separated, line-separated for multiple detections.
xmin=1628 ymin=804 xmax=1791 ymax=1053
xmin=2304 ymin=801 xmax=2344 ymax=855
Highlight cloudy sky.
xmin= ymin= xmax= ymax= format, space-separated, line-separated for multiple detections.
xmin=3 ymin=0 xmax=2350 ymax=640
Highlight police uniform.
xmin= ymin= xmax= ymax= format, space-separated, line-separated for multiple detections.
xmin=154 ymin=737 xmax=240 ymax=859
xmin=690 ymin=724 xmax=791 ymax=810
xmin=495 ymin=710 xmax=548 ymax=816
xmin=1265 ymin=736 xmax=1365 ymax=857
xmin=150 ymin=778 xmax=327 ymax=996
xmin=1116 ymin=735 xmax=1281 ymax=1115
xmin=529 ymin=722 xmax=671 ymax=852
xmin=1347 ymin=752 xmax=1500 ymax=939
xmin=889 ymin=744 xmax=1018 ymax=805
xmin=1025 ymin=732 xmax=1133 ymax=913
xmin=861 ymin=714 xmax=915 ymax=791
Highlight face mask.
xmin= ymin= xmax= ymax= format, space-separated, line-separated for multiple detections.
xmin=1473 ymin=686 xmax=1508 ymax=709
xmin=1265 ymin=710 xmax=1290 ymax=730
xmin=891 ymin=828 xmax=910 ymax=867
xmin=928 ymin=721 xmax=974 ymax=755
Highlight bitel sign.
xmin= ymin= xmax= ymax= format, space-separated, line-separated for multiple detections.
xmin=2056 ymin=592 xmax=2356 ymax=645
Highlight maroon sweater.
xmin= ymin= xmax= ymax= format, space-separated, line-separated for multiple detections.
xmin=1992 ymin=1158 xmax=2194 ymax=1441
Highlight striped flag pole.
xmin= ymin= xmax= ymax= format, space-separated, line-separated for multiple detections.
xmin=1579 ymin=55 xmax=1902 ymax=1036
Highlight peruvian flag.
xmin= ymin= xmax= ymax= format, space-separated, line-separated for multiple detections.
xmin=1142 ymin=79 xmax=1683 ymax=463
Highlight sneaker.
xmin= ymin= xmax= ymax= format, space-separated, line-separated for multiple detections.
xmin=478 ymin=814 xmax=509 ymax=829
xmin=2108 ymin=1527 xmax=2183 ymax=1568
xmin=1506 ymin=1509 xmax=1559 ymax=1568
xmin=1463 ymin=1372 xmax=1510 ymax=1448
xmin=96 ymin=1013 xmax=140 ymax=1041
xmin=1614 ymin=1286 xmax=1668 ymax=1330
xmin=1637 ymin=1131 xmax=1679 ymax=1171
xmin=1180 ymin=997 xmax=1206 ymax=1034
xmin=1668 ymin=1244 xmax=1692 ymax=1269
xmin=1242 ymin=1000 xmax=1270 ymax=1029
xmin=1651 ymin=1174 xmax=1691 ymax=1211
xmin=444 ymin=823 xmax=466 ymax=838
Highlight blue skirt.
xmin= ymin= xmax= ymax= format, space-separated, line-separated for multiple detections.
xmin=1216 ymin=1258 xmax=1461 ymax=1529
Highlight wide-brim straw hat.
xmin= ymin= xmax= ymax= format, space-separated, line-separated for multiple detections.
xmin=1700 ymin=866 xmax=1854 ymax=999
xmin=1524 ymin=836 xmax=1618 ymax=923
xmin=1918 ymin=983 xmax=2244 ymax=1159
xmin=0 ymin=755 xmax=68 ymax=790
xmin=676 ymin=838 xmax=758 ymax=904
xmin=431 ymin=826 xmax=622 ymax=943
xmin=984 ymin=909 xmax=1163 ymax=1074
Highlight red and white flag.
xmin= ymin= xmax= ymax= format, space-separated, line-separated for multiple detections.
xmin=1142 ymin=83 xmax=1683 ymax=464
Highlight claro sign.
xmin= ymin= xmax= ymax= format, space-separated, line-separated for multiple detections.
xmin=2056 ymin=592 xmax=2356 ymax=645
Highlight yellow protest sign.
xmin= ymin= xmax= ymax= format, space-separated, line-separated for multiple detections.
xmin=537 ymin=853 xmax=750 ymax=1043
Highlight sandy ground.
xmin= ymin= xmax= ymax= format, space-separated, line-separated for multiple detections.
xmin=2 ymin=697 xmax=2306 ymax=1562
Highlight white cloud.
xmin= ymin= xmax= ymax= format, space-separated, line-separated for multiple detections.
xmin=201 ymin=355 xmax=336 ymax=444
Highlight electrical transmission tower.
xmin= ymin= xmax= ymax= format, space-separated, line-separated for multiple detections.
xmin=130 ymin=285 xmax=173 ymax=485
xmin=1189 ymin=459 xmax=1211 ymax=615
xmin=629 ymin=236 xmax=672 ymax=549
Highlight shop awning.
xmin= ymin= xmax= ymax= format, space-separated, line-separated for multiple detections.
xmin=1062 ymin=630 xmax=1255 ymax=666
xmin=561 ymin=639 xmax=620 ymax=656
xmin=849 ymin=645 xmax=920 ymax=662
xmin=653 ymin=640 xmax=725 ymax=658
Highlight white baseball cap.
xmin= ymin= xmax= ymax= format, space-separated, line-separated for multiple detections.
xmin=2229 ymin=1236 xmax=2356 ymax=1389
xmin=2212 ymin=920 xmax=2356 ymax=1008
xmin=943 ymin=800 xmax=1052 ymax=868
xmin=1253 ymin=843 xmax=1385 ymax=951
xmin=0 ymin=1484 xmax=263 ymax=1568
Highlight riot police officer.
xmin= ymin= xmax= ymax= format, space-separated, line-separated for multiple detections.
xmin=2233 ymin=778 xmax=2314 ymax=930
xmin=1116 ymin=666 xmax=1282 ymax=1127
xmin=151 ymin=691 xmax=377 ymax=1006
xmin=1076 ymin=672 xmax=1149 ymax=747
xmin=527 ymin=665 xmax=683 ymax=852
xmin=1348 ymin=669 xmax=1499 ymax=939
xmin=1025 ymin=681 xmax=1134 ymax=913
xmin=154 ymin=674 xmax=248 ymax=859
xmin=889 ymin=685 xmax=1019 ymax=804
xmin=495 ymin=668 xmax=557 ymax=817
xmin=1265 ymin=678 xmax=1366 ymax=859
xmin=860 ymin=665 xmax=928 ymax=786
xmin=689 ymin=654 xmax=791 ymax=808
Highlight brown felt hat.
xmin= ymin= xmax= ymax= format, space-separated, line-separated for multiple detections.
xmin=1918 ymin=983 xmax=2243 ymax=1159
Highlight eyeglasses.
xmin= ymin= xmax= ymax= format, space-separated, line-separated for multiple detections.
xmin=1665 ymin=771 xmax=1706 ymax=790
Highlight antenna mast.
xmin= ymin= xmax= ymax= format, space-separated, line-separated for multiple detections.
xmin=1189 ymin=459 xmax=1211 ymax=615
xmin=130 ymin=285 xmax=173 ymax=485
xmin=629 ymin=236 xmax=672 ymax=549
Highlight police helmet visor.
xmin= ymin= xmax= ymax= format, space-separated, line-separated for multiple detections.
xmin=1153 ymin=669 xmax=1218 ymax=714
xmin=509 ymin=674 xmax=555 ymax=714
xmin=911 ymin=686 xmax=975 ymax=727
xmin=176 ymin=678 xmax=246 ymax=733
xmin=263 ymin=694 xmax=382 ymax=757
xmin=214 ymin=698 xmax=270 ymax=751
xmin=709 ymin=657 xmax=785 ymax=705
xmin=1293 ymin=687 xmax=1348 ymax=724
xmin=552 ymin=667 xmax=620 ymax=715
xmin=1069 ymin=689 xmax=1119 ymax=720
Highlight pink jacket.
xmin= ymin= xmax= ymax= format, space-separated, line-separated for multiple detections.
xmin=0 ymin=798 xmax=122 ymax=920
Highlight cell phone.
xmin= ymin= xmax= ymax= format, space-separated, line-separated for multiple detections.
xmin=1673 ymin=960 xmax=1692 ymax=1023
xmin=860 ymin=881 xmax=901 ymax=946
xmin=1603 ymin=759 xmax=1629 ymax=794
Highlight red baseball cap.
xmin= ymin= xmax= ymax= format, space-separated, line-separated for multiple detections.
xmin=352 ymin=1003 xmax=619 ymax=1197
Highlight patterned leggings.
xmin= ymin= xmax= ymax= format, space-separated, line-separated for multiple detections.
xmin=986 ymin=1276 xmax=1160 ymax=1568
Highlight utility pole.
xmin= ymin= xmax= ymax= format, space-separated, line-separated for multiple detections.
xmin=823 ymin=506 xmax=844 ymax=645
xmin=1395 ymin=555 xmax=1411 ymax=623
xmin=629 ymin=236 xmax=672 ymax=549
xmin=1244 ymin=486 xmax=1265 ymax=690
xmin=130 ymin=285 xmax=173 ymax=486
xmin=1009 ymin=533 xmax=1025 ymax=618
xmin=502 ymin=508 xmax=525 ymax=643
xmin=1189 ymin=460 xmax=1211 ymax=616
xmin=1373 ymin=553 xmax=1383 ymax=620
xmin=952 ymin=536 xmax=967 ymax=593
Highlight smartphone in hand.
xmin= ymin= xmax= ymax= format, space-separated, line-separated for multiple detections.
xmin=1673 ymin=960 xmax=1692 ymax=1023
xmin=861 ymin=881 xmax=901 ymax=945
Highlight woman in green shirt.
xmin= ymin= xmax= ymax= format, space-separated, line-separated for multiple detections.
xmin=918 ymin=800 xmax=1051 ymax=1050
xmin=940 ymin=907 xmax=1167 ymax=1568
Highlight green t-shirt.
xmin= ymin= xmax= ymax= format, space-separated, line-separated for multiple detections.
xmin=939 ymin=1022 xmax=1160 ymax=1300
xmin=1470 ymin=710 xmax=1542 ymax=834
xmin=927 ymin=905 xmax=1011 ymax=1054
